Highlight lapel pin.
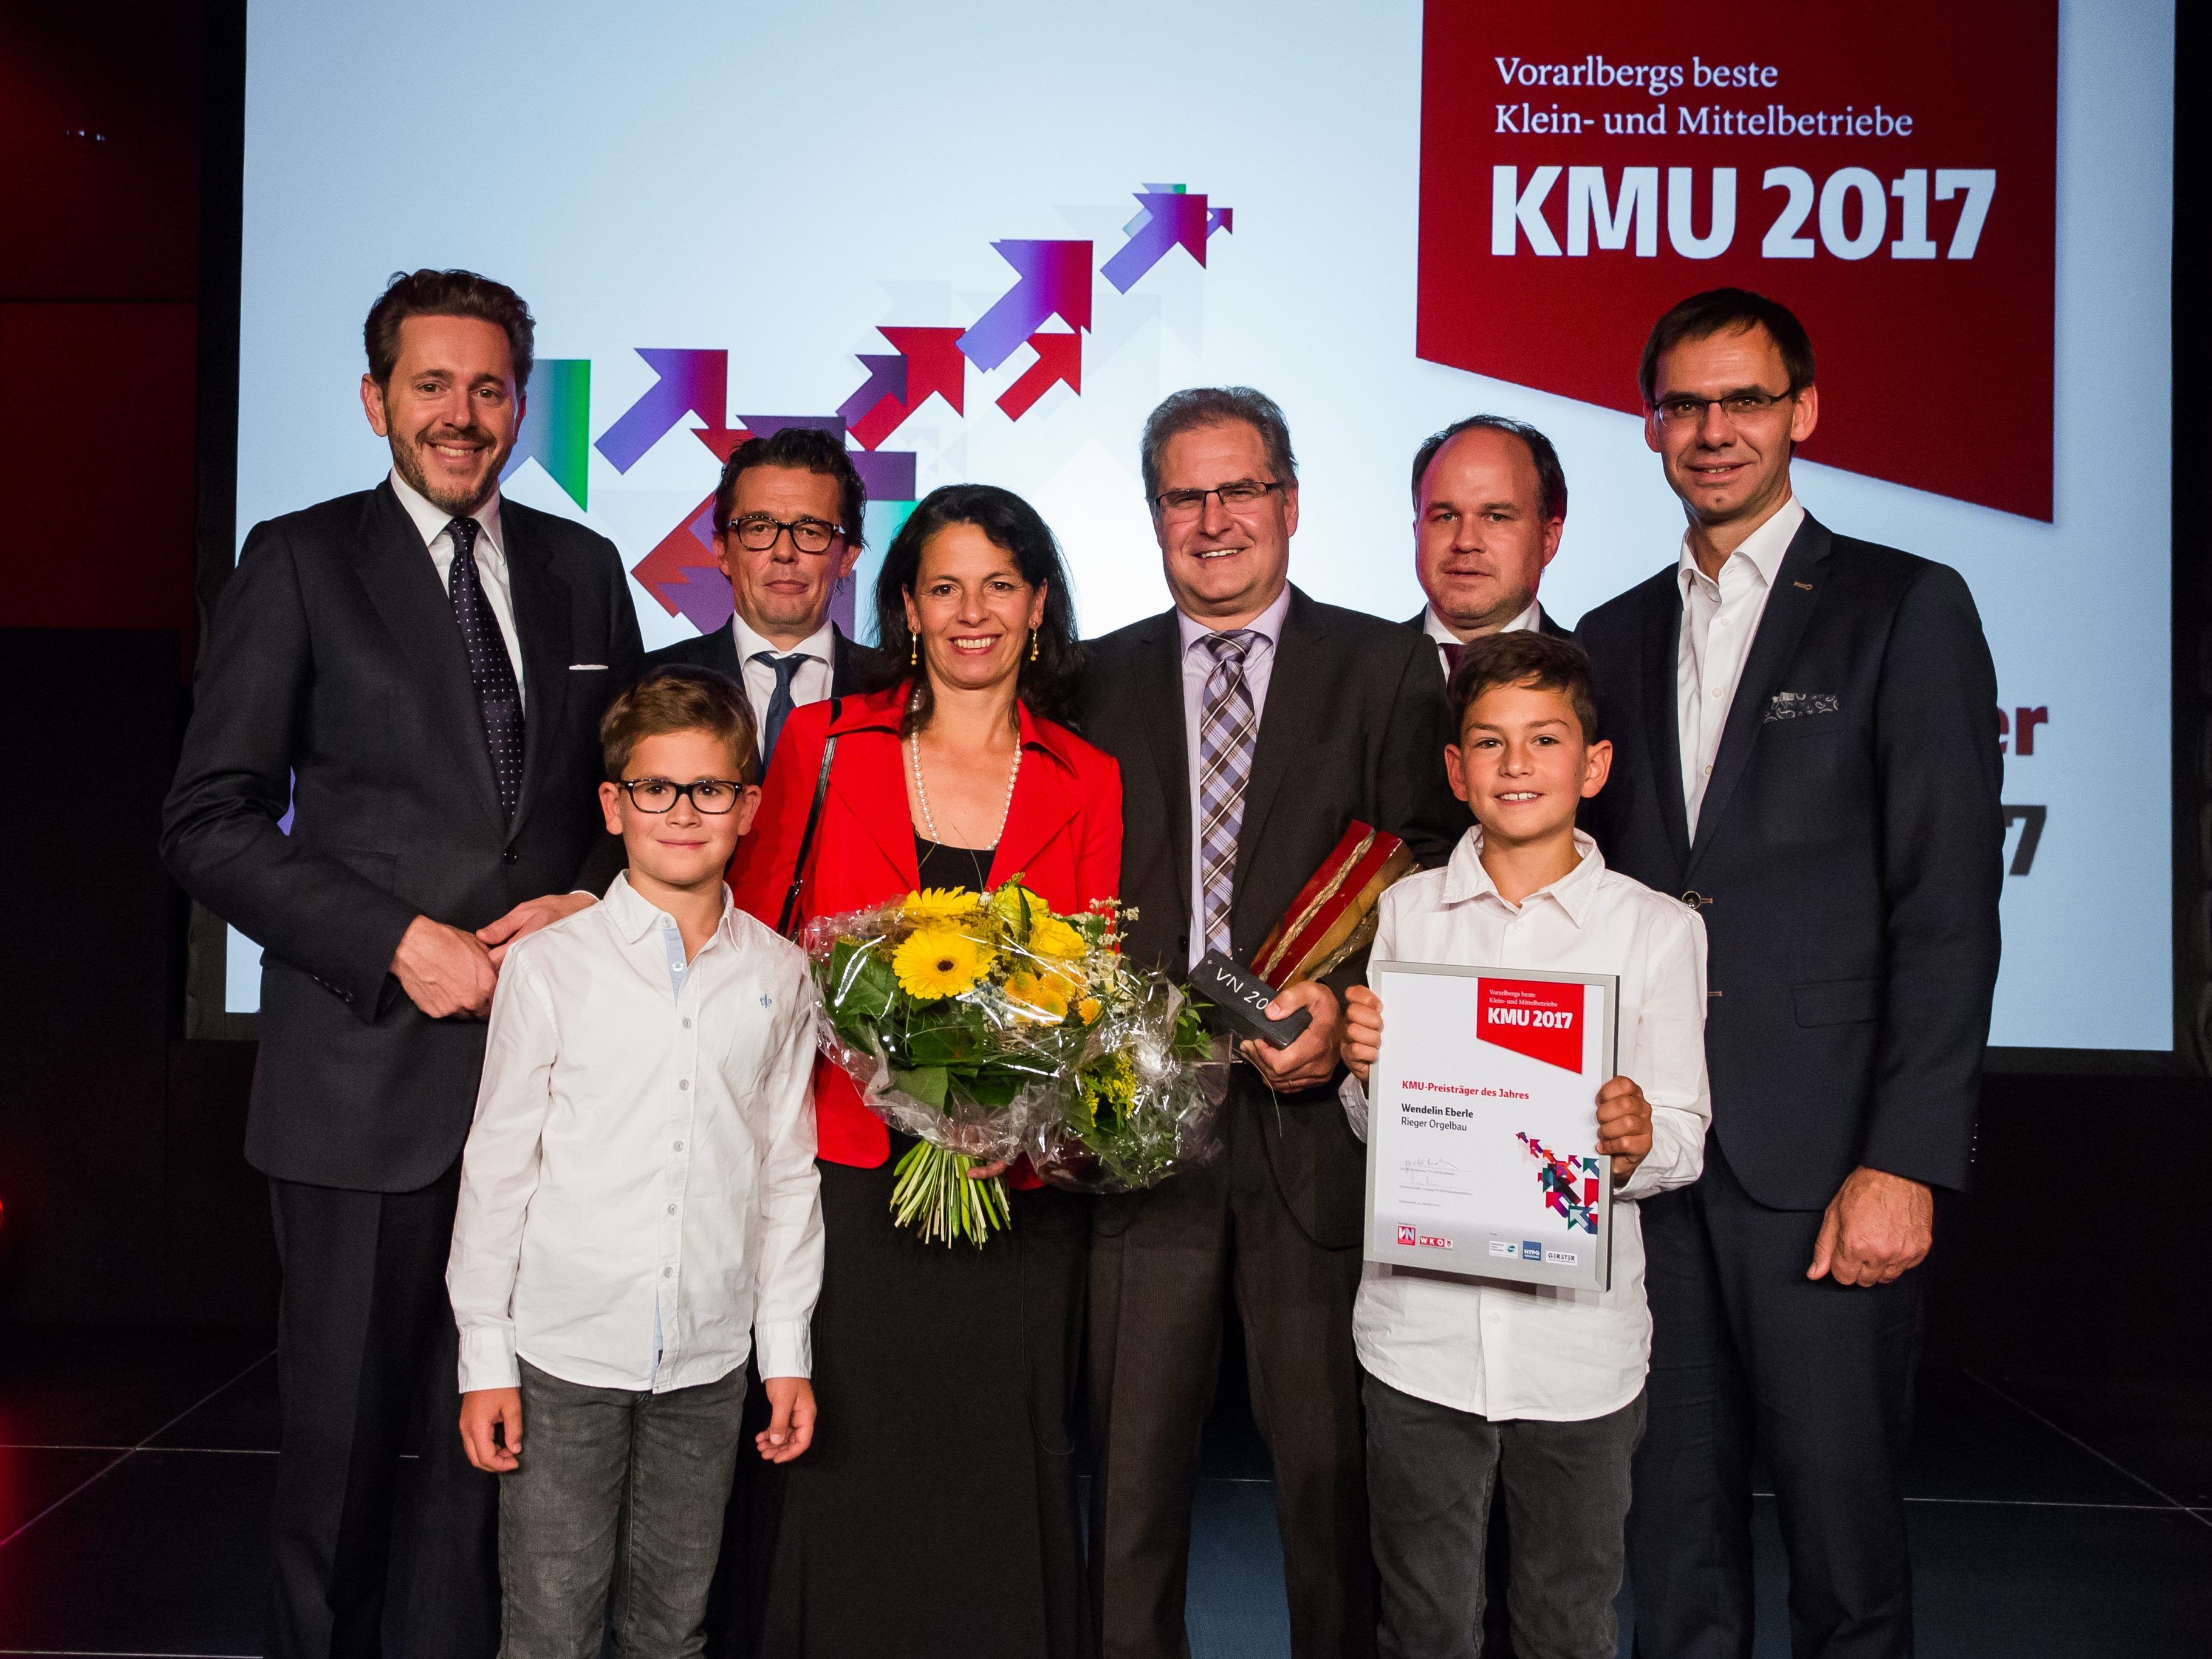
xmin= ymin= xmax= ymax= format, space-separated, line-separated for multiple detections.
xmin=1793 ymin=581 xmax=1813 ymax=591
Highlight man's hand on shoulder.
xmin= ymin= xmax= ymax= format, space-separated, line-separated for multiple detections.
xmin=391 ymin=916 xmax=498 ymax=1019
xmin=1242 ymin=980 xmax=1344 ymax=1093
xmin=478 ymin=892 xmax=597 ymax=966
xmin=1807 ymin=1166 xmax=1934 ymax=1287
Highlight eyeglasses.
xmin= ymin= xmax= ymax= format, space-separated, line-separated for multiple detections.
xmin=1649 ymin=389 xmax=1795 ymax=428
xmin=614 ymin=778 xmax=751 ymax=815
xmin=722 ymin=515 xmax=843 ymax=554
xmin=1151 ymin=480 xmax=1285 ymax=519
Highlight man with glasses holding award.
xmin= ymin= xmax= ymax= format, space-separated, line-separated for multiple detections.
xmin=646 ymin=426 xmax=883 ymax=773
xmin=1577 ymin=289 xmax=2004 ymax=1659
xmin=1078 ymin=388 xmax=1463 ymax=1659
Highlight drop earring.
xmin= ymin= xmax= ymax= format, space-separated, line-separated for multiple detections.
xmin=1029 ymin=629 xmax=1039 ymax=662
xmin=909 ymin=635 xmax=918 ymax=667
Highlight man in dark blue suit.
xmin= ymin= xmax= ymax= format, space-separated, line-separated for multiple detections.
xmin=1577 ymin=290 xmax=2003 ymax=1659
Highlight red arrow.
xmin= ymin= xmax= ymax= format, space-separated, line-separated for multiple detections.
xmin=690 ymin=425 xmax=753 ymax=463
xmin=996 ymin=330 xmax=1082 ymax=422
xmin=849 ymin=327 xmax=968 ymax=450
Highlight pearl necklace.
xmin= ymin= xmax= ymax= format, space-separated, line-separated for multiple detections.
xmin=909 ymin=728 xmax=1022 ymax=850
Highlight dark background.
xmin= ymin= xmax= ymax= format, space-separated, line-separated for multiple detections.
xmin=1 ymin=0 xmax=2205 ymax=1390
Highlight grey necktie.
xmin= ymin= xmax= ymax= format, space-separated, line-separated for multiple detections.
xmin=1196 ymin=631 xmax=1258 ymax=957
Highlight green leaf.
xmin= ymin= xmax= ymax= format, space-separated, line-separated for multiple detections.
xmin=890 ymin=1064 xmax=949 ymax=1109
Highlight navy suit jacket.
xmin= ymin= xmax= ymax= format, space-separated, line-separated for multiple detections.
xmin=1577 ymin=513 xmax=2004 ymax=1208
xmin=163 ymin=482 xmax=643 ymax=1191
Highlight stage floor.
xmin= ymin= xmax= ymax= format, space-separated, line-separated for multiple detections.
xmin=1 ymin=1324 xmax=2206 ymax=1658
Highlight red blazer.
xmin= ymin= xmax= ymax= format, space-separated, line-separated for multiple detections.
xmin=728 ymin=682 xmax=1125 ymax=1168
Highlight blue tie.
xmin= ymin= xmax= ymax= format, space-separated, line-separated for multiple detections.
xmin=447 ymin=518 xmax=524 ymax=821
xmin=753 ymin=651 xmax=807 ymax=772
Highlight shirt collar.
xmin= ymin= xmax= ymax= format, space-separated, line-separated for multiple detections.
xmin=599 ymin=869 xmax=738 ymax=945
xmin=1177 ymin=581 xmax=1292 ymax=660
xmin=1439 ymin=827 xmax=1606 ymax=928
xmin=1422 ymin=598 xmax=1538 ymax=648
xmin=731 ymin=610 xmax=836 ymax=668
xmin=1676 ymin=493 xmax=1803 ymax=600
xmin=389 ymin=468 xmax=504 ymax=559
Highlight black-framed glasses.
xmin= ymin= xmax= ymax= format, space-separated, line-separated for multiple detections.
xmin=722 ymin=515 xmax=843 ymax=554
xmin=1151 ymin=479 xmax=1285 ymax=519
xmin=614 ymin=777 xmax=752 ymax=815
xmin=1649 ymin=389 xmax=1795 ymax=428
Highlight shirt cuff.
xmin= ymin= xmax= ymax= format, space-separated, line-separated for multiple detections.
xmin=457 ymin=1324 xmax=520 ymax=1394
xmin=753 ymin=1319 xmax=813 ymax=1380
xmin=1338 ymin=1072 xmax=1370 ymax=1143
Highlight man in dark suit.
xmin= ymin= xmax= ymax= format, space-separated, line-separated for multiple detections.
xmin=1576 ymin=290 xmax=2002 ymax=1659
xmin=163 ymin=269 xmax=642 ymax=1659
xmin=1079 ymin=388 xmax=1464 ymax=1659
xmin=1403 ymin=415 xmax=1575 ymax=678
xmin=645 ymin=426 xmax=882 ymax=767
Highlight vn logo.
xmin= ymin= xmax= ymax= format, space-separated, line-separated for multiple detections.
xmin=1477 ymin=978 xmax=1584 ymax=1073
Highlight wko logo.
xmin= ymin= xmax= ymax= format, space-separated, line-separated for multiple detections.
xmin=1477 ymin=978 xmax=1584 ymax=1072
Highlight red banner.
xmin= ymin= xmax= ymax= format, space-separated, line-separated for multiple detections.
xmin=1417 ymin=1 xmax=2056 ymax=520
xmin=1478 ymin=977 xmax=1586 ymax=1073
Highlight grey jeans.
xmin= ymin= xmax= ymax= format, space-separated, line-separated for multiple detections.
xmin=1364 ymin=1372 xmax=1645 ymax=1659
xmin=498 ymin=1360 xmax=748 ymax=1659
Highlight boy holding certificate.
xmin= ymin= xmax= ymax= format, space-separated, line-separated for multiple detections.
xmin=1341 ymin=631 xmax=1710 ymax=1659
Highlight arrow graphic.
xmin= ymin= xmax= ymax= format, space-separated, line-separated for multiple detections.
xmin=1102 ymin=187 xmax=1214 ymax=293
xmin=837 ymin=354 xmax=907 ymax=444
xmin=957 ymin=241 xmax=1092 ymax=373
xmin=996 ymin=331 xmax=1083 ymax=421
xmin=501 ymin=358 xmax=592 ymax=509
xmin=594 ymin=349 xmax=728 ymax=473
xmin=843 ymin=327 xmax=968 ymax=450
xmin=628 ymin=494 xmax=729 ymax=631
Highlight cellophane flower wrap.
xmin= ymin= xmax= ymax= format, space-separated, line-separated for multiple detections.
xmin=803 ymin=878 xmax=1223 ymax=1245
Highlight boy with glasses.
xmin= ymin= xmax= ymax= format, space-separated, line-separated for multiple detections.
xmin=446 ymin=665 xmax=823 ymax=1659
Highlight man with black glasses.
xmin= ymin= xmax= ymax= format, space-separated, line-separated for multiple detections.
xmin=646 ymin=426 xmax=883 ymax=772
xmin=1576 ymin=289 xmax=2003 ymax=1659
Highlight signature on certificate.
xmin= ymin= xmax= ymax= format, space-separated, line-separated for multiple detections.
xmin=1399 ymin=1156 xmax=1471 ymax=1196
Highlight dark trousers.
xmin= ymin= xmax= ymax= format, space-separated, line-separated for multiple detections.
xmin=1365 ymin=1375 xmax=1644 ymax=1659
xmin=499 ymin=1360 xmax=748 ymax=1659
xmin=1086 ymin=1098 xmax=1375 ymax=1659
xmin=1627 ymin=1135 xmax=1921 ymax=1659
xmin=267 ymin=1168 xmax=499 ymax=1659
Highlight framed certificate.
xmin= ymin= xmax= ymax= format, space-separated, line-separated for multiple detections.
xmin=1361 ymin=962 xmax=1620 ymax=1292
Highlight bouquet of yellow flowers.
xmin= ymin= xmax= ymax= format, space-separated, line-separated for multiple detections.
xmin=803 ymin=878 xmax=1222 ymax=1245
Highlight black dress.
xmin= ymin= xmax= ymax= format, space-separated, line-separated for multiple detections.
xmin=750 ymin=839 xmax=1091 ymax=1658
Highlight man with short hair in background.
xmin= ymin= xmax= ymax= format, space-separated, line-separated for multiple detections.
xmin=163 ymin=269 xmax=642 ymax=1659
xmin=1406 ymin=414 xmax=1575 ymax=680
xmin=646 ymin=426 xmax=883 ymax=773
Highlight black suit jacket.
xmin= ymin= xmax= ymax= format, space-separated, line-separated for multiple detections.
xmin=1079 ymin=587 xmax=1465 ymax=1245
xmin=643 ymin=616 xmax=880 ymax=699
xmin=1402 ymin=602 xmax=1573 ymax=652
xmin=1577 ymin=513 xmax=2002 ymax=1208
xmin=163 ymin=482 xmax=643 ymax=1191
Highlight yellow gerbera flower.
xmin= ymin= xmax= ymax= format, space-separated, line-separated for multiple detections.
xmin=987 ymin=881 xmax=1050 ymax=929
xmin=1075 ymin=996 xmax=1103 ymax=1024
xmin=893 ymin=928 xmax=987 ymax=1000
xmin=902 ymin=886 xmax=980 ymax=922
xmin=1004 ymin=970 xmax=1070 ymax=1022
xmin=1027 ymin=914 xmax=1087 ymax=962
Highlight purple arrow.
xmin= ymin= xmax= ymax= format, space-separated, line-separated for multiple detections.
xmin=594 ymin=349 xmax=728 ymax=473
xmin=1102 ymin=189 xmax=1213 ymax=293
xmin=957 ymin=241 xmax=1092 ymax=373
xmin=737 ymin=414 xmax=844 ymax=442
xmin=851 ymin=450 xmax=915 ymax=504
xmin=662 ymin=560 xmax=736 ymax=635
xmin=837 ymin=354 xmax=907 ymax=429
xmin=1208 ymin=205 xmax=1233 ymax=236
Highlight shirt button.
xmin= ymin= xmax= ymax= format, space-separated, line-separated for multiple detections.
xmin=666 ymin=1204 xmax=677 ymax=1216
xmin=673 ymin=1140 xmax=683 ymax=1152
xmin=679 ymin=1079 xmax=689 ymax=1090
xmin=662 ymin=1267 xmax=673 ymax=1279
xmin=682 ymin=1018 xmax=693 ymax=1029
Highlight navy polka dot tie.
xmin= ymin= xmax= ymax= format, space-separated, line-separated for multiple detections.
xmin=446 ymin=517 xmax=525 ymax=821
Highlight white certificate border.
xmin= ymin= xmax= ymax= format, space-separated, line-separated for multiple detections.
xmin=1361 ymin=960 xmax=1621 ymax=1293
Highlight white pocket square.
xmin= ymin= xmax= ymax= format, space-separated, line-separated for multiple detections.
xmin=569 ymin=663 xmax=608 ymax=671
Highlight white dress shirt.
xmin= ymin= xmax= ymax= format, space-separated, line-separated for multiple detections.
xmin=1421 ymin=599 xmax=1540 ymax=677
xmin=448 ymin=873 xmax=823 ymax=1395
xmin=389 ymin=468 xmax=527 ymax=705
xmin=1177 ymin=583 xmax=1293 ymax=968
xmin=1341 ymin=829 xmax=1710 ymax=1421
xmin=1676 ymin=496 xmax=1804 ymax=831
xmin=731 ymin=612 xmax=837 ymax=740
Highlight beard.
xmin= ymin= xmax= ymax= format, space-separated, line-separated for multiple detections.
xmin=391 ymin=422 xmax=505 ymax=517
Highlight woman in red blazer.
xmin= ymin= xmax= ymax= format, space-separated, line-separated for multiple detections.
xmin=728 ymin=485 xmax=1120 ymax=1659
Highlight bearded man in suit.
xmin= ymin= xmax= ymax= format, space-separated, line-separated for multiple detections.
xmin=1079 ymin=386 xmax=1464 ymax=1659
xmin=1405 ymin=415 xmax=1575 ymax=677
xmin=164 ymin=269 xmax=642 ymax=1659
